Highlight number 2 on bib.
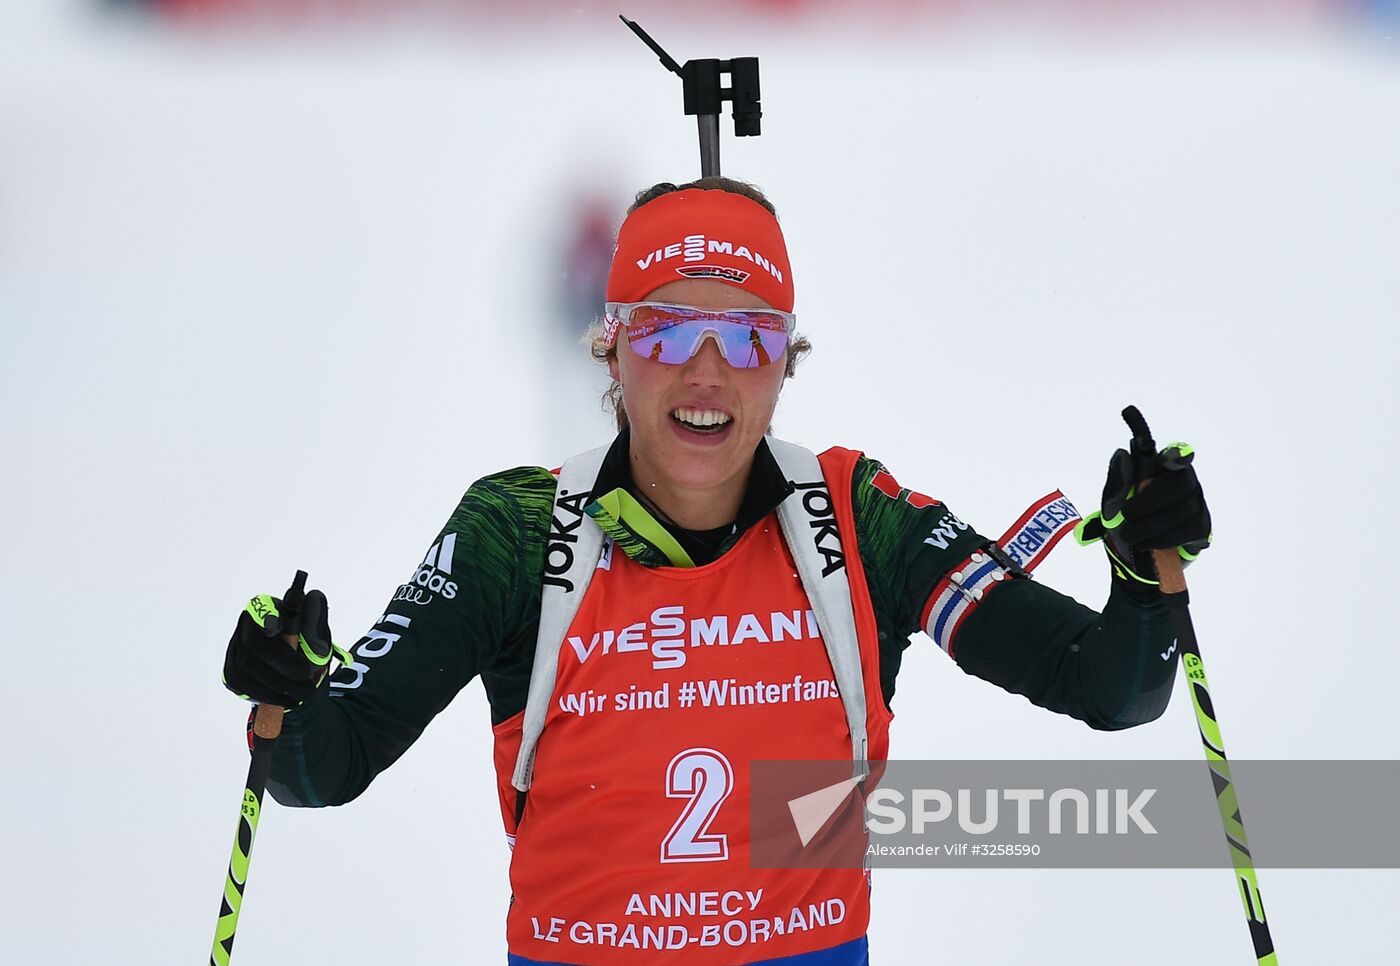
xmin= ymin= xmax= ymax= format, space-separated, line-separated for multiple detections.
xmin=660 ymin=748 xmax=734 ymax=864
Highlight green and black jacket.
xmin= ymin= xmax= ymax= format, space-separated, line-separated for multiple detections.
xmin=267 ymin=432 xmax=1177 ymax=807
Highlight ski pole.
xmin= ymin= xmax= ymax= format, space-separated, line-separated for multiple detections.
xmin=1121 ymin=406 xmax=1277 ymax=965
xmin=209 ymin=569 xmax=307 ymax=966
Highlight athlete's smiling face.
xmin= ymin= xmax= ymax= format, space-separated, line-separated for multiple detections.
xmin=610 ymin=278 xmax=787 ymax=531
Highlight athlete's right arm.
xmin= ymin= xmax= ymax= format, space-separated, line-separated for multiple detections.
xmin=253 ymin=467 xmax=554 ymax=807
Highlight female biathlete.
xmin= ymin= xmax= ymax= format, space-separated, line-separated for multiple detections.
xmin=223 ymin=177 xmax=1210 ymax=965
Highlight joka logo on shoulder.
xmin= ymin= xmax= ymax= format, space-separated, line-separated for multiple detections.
xmin=394 ymin=533 xmax=459 ymax=605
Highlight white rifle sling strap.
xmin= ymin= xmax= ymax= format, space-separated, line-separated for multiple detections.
xmin=512 ymin=438 xmax=870 ymax=794
xmin=767 ymin=439 xmax=869 ymax=781
xmin=511 ymin=444 xmax=609 ymax=793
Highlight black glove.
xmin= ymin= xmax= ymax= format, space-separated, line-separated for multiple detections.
xmin=1077 ymin=441 xmax=1211 ymax=593
xmin=222 ymin=587 xmax=342 ymax=708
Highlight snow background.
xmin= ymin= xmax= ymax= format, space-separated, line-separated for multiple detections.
xmin=2 ymin=2 xmax=1396 ymax=962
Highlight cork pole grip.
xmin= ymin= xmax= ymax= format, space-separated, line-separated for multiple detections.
xmin=253 ymin=705 xmax=284 ymax=741
xmin=1152 ymin=548 xmax=1188 ymax=596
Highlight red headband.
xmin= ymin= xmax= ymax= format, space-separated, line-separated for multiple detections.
xmin=605 ymin=188 xmax=794 ymax=311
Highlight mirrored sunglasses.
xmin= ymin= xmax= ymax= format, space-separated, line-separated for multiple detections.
xmin=603 ymin=301 xmax=796 ymax=369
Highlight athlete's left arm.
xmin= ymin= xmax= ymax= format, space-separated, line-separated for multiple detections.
xmin=851 ymin=456 xmax=1176 ymax=731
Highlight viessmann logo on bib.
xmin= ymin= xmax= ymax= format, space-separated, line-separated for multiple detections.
xmin=569 ymin=605 xmax=822 ymax=671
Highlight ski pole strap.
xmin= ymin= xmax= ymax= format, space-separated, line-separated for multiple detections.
xmin=996 ymin=490 xmax=1081 ymax=574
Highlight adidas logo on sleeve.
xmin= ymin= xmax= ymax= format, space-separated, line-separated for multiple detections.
xmin=393 ymin=533 xmax=459 ymax=605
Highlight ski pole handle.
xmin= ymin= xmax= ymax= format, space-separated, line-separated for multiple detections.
xmin=251 ymin=569 xmax=309 ymax=741
xmin=1120 ymin=406 xmax=1189 ymax=596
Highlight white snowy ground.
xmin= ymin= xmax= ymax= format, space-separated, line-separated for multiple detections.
xmin=2 ymin=3 xmax=1397 ymax=963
